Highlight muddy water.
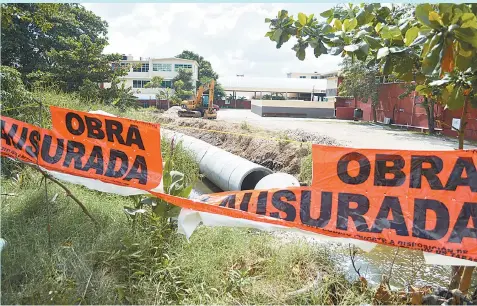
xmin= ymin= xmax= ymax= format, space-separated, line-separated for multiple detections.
xmin=191 ymin=180 xmax=455 ymax=289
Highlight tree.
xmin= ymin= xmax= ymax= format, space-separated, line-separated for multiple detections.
xmin=176 ymin=50 xmax=225 ymax=100
xmin=339 ymin=58 xmax=379 ymax=122
xmin=265 ymin=4 xmax=477 ymax=146
xmin=265 ymin=3 xmax=477 ymax=292
xmin=145 ymin=76 xmax=165 ymax=108
xmin=29 ymin=34 xmax=125 ymax=93
xmin=0 ymin=66 xmax=37 ymax=124
xmin=158 ymin=88 xmax=174 ymax=109
xmin=171 ymin=80 xmax=194 ymax=105
xmin=172 ymin=69 xmax=195 ymax=100
xmin=2 ymin=4 xmax=109 ymax=79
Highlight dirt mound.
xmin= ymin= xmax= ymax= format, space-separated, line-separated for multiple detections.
xmin=158 ymin=115 xmax=341 ymax=178
xmin=163 ymin=106 xmax=182 ymax=117
xmin=283 ymin=129 xmax=338 ymax=145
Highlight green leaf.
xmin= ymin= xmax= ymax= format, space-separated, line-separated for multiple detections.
xmin=364 ymin=35 xmax=382 ymax=49
xmin=415 ymin=85 xmax=430 ymax=95
xmin=429 ymin=11 xmax=444 ymax=26
xmin=382 ymin=57 xmax=392 ymax=75
xmin=178 ymin=183 xmax=194 ymax=198
xmin=265 ymin=18 xmax=271 ymax=23
xmin=381 ymin=26 xmax=402 ymax=40
xmin=439 ymin=3 xmax=454 ymax=24
xmin=405 ymin=27 xmax=420 ymax=46
xmin=454 ymin=27 xmax=477 ymax=48
xmin=297 ymin=48 xmax=306 ymax=60
xmin=461 ymin=12 xmax=475 ymax=23
xmin=320 ymin=9 xmax=333 ymax=18
xmin=377 ymin=47 xmax=389 ymax=59
xmin=356 ymin=9 xmax=367 ymax=25
xmin=307 ymin=14 xmax=315 ymax=25
xmin=456 ymin=54 xmax=472 ymax=71
xmin=415 ymin=4 xmax=439 ymax=29
xmin=422 ymin=42 xmax=443 ymax=75
xmin=343 ymin=19 xmax=350 ymax=31
xmin=410 ymin=34 xmax=428 ymax=47
xmin=271 ymin=29 xmax=283 ymax=42
xmin=375 ymin=22 xmax=383 ymax=33
xmin=446 ymin=85 xmax=465 ymax=110
xmin=344 ymin=44 xmax=360 ymax=52
xmin=298 ymin=12 xmax=307 ymax=26
xmin=349 ymin=18 xmax=358 ymax=30
xmin=332 ymin=18 xmax=342 ymax=31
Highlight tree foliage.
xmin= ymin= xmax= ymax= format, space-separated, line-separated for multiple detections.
xmin=176 ymin=50 xmax=225 ymax=100
xmin=265 ymin=4 xmax=477 ymax=113
xmin=2 ymin=4 xmax=109 ymax=78
xmin=338 ymin=58 xmax=379 ymax=106
xmin=0 ymin=66 xmax=37 ymax=124
xmin=2 ymin=3 xmax=129 ymax=105
xmin=172 ymin=69 xmax=195 ymax=101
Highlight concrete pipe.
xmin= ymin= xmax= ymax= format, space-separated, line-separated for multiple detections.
xmin=161 ymin=129 xmax=273 ymax=191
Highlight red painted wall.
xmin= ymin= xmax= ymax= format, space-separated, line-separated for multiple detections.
xmin=335 ymin=107 xmax=355 ymax=120
xmin=334 ymin=82 xmax=477 ymax=141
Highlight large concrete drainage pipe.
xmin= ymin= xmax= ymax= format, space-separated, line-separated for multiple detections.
xmin=162 ymin=130 xmax=273 ymax=191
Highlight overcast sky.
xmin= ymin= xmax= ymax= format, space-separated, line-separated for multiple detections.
xmin=84 ymin=3 xmax=342 ymax=80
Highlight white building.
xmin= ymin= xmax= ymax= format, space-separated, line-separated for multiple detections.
xmin=287 ymin=71 xmax=340 ymax=98
xmin=219 ymin=76 xmax=328 ymax=102
xmin=103 ymin=55 xmax=199 ymax=101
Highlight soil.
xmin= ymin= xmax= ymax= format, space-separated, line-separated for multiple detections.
xmin=156 ymin=112 xmax=341 ymax=177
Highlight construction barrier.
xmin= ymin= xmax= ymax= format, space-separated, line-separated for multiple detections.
xmin=2 ymin=107 xmax=477 ymax=262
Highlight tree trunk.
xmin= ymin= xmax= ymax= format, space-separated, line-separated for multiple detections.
xmin=458 ymin=95 xmax=469 ymax=150
xmin=450 ymin=266 xmax=464 ymax=290
xmin=372 ymin=104 xmax=377 ymax=122
xmin=450 ymin=96 xmax=472 ymax=291
xmin=428 ymin=98 xmax=435 ymax=135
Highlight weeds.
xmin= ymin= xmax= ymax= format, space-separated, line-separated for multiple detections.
xmin=299 ymin=154 xmax=313 ymax=185
xmin=1 ymin=90 xmax=375 ymax=305
xmin=240 ymin=121 xmax=252 ymax=131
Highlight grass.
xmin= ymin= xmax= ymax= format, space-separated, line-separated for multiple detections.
xmin=299 ymin=154 xmax=313 ymax=186
xmin=1 ymin=90 xmax=374 ymax=304
xmin=1 ymin=166 xmax=372 ymax=304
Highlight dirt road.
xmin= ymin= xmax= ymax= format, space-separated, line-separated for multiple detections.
xmin=217 ymin=109 xmax=476 ymax=151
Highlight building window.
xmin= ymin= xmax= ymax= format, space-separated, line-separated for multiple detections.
xmin=311 ymin=76 xmax=318 ymax=79
xmin=174 ymin=64 xmax=193 ymax=71
xmin=133 ymin=80 xmax=150 ymax=88
xmin=133 ymin=63 xmax=149 ymax=72
xmin=161 ymin=80 xmax=172 ymax=88
xmin=299 ymin=76 xmax=306 ymax=79
xmin=153 ymin=63 xmax=172 ymax=72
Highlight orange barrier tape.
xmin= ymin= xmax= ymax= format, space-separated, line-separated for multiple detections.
xmin=4 ymin=108 xmax=477 ymax=262
xmin=1 ymin=107 xmax=163 ymax=190
xmin=152 ymin=178 xmax=477 ymax=262
xmin=312 ymin=144 xmax=477 ymax=261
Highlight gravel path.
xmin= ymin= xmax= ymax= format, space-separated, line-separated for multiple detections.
xmin=216 ymin=109 xmax=477 ymax=151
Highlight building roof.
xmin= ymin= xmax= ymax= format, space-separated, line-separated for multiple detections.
xmin=218 ymin=76 xmax=327 ymax=93
xmin=120 ymin=57 xmax=198 ymax=65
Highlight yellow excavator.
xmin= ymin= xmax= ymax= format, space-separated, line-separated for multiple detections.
xmin=178 ymin=80 xmax=217 ymax=119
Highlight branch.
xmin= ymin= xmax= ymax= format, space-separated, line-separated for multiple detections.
xmin=349 ymin=244 xmax=361 ymax=278
xmin=387 ymin=247 xmax=400 ymax=290
xmin=24 ymin=163 xmax=98 ymax=225
xmin=435 ymin=120 xmax=460 ymax=132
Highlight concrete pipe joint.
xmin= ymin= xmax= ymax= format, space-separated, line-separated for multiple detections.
xmin=161 ymin=130 xmax=273 ymax=191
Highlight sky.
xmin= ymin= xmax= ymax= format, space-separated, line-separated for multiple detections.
xmin=83 ymin=3 xmax=343 ymax=80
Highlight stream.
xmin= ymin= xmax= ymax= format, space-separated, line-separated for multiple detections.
xmin=190 ymin=179 xmax=455 ymax=289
